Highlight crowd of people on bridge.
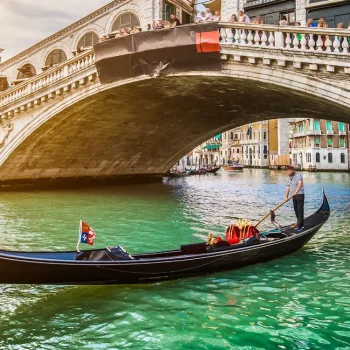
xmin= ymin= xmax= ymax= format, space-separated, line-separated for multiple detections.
xmin=98 ymin=7 xmax=350 ymax=51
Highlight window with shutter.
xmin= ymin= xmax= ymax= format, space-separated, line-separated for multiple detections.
xmin=17 ymin=64 xmax=37 ymax=79
xmin=45 ymin=49 xmax=67 ymax=66
xmin=112 ymin=13 xmax=140 ymax=31
xmin=340 ymin=137 xmax=345 ymax=147
xmin=316 ymin=152 xmax=320 ymax=162
xmin=341 ymin=153 xmax=345 ymax=163
xmin=326 ymin=121 xmax=332 ymax=131
xmin=328 ymin=153 xmax=332 ymax=163
xmin=77 ymin=32 xmax=99 ymax=49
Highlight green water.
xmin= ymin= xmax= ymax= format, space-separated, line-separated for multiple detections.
xmin=0 ymin=170 xmax=349 ymax=349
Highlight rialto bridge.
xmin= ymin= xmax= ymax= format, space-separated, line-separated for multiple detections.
xmin=0 ymin=2 xmax=349 ymax=186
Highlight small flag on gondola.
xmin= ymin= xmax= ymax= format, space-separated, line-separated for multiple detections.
xmin=77 ymin=220 xmax=96 ymax=251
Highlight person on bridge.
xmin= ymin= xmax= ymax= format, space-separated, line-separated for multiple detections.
xmin=285 ymin=166 xmax=305 ymax=232
xmin=238 ymin=10 xmax=250 ymax=24
xmin=170 ymin=14 xmax=181 ymax=27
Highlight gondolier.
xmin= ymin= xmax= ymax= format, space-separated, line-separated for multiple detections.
xmin=285 ymin=165 xmax=304 ymax=231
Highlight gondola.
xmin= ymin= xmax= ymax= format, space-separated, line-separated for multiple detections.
xmin=206 ymin=166 xmax=221 ymax=174
xmin=167 ymin=169 xmax=191 ymax=178
xmin=0 ymin=192 xmax=330 ymax=285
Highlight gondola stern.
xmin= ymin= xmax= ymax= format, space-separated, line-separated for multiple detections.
xmin=317 ymin=189 xmax=330 ymax=215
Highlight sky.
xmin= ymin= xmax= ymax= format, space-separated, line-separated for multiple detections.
xmin=0 ymin=0 xmax=111 ymax=61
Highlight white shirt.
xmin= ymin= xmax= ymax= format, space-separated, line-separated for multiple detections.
xmin=239 ymin=14 xmax=250 ymax=24
xmin=205 ymin=12 xmax=214 ymax=21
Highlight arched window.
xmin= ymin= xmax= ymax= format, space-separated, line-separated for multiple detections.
xmin=77 ymin=32 xmax=99 ymax=49
xmin=316 ymin=152 xmax=320 ymax=163
xmin=230 ymin=132 xmax=233 ymax=139
xmin=328 ymin=153 xmax=333 ymax=163
xmin=45 ymin=49 xmax=67 ymax=66
xmin=17 ymin=64 xmax=36 ymax=79
xmin=112 ymin=13 xmax=140 ymax=31
xmin=341 ymin=153 xmax=345 ymax=164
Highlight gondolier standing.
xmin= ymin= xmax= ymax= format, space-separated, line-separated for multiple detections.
xmin=285 ymin=165 xmax=304 ymax=231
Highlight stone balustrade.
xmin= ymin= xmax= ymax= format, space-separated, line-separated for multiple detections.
xmin=219 ymin=23 xmax=350 ymax=54
xmin=1 ymin=23 xmax=350 ymax=120
xmin=0 ymin=50 xmax=96 ymax=117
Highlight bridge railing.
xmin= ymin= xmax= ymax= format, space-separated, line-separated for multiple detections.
xmin=0 ymin=50 xmax=95 ymax=109
xmin=219 ymin=23 xmax=350 ymax=54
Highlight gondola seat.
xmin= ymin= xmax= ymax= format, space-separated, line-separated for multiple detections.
xmin=226 ymin=224 xmax=260 ymax=245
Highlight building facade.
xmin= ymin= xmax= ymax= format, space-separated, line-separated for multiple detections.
xmin=190 ymin=119 xmax=290 ymax=168
xmin=289 ymin=118 xmax=349 ymax=170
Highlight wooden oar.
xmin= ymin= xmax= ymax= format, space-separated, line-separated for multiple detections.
xmin=255 ymin=195 xmax=294 ymax=228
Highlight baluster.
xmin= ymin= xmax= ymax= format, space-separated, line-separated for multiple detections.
xmin=325 ymin=35 xmax=332 ymax=52
xmin=316 ymin=35 xmax=323 ymax=51
xmin=285 ymin=33 xmax=292 ymax=49
xmin=333 ymin=35 xmax=340 ymax=53
xmin=325 ymin=36 xmax=332 ymax=52
xmin=240 ymin=30 xmax=247 ymax=45
xmin=261 ymin=31 xmax=267 ymax=46
xmin=342 ymin=36 xmax=349 ymax=53
xmin=308 ymin=34 xmax=315 ymax=51
xmin=247 ymin=30 xmax=253 ymax=46
xmin=234 ymin=29 xmax=241 ymax=44
xmin=300 ymin=34 xmax=307 ymax=50
xmin=226 ymin=28 xmax=233 ymax=43
xmin=220 ymin=27 xmax=227 ymax=43
xmin=88 ymin=54 xmax=93 ymax=65
xmin=254 ymin=30 xmax=260 ymax=46
xmin=292 ymin=32 xmax=300 ymax=49
xmin=268 ymin=32 xmax=275 ymax=47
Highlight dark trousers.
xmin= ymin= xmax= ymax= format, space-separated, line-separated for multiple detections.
xmin=293 ymin=194 xmax=305 ymax=229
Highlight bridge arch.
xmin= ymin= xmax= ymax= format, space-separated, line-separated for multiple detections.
xmin=0 ymin=72 xmax=349 ymax=185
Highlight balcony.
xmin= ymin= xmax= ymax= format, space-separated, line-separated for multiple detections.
xmin=326 ymin=130 xmax=334 ymax=135
xmin=292 ymin=131 xmax=306 ymax=138
xmin=339 ymin=130 xmax=347 ymax=135
xmin=307 ymin=130 xmax=321 ymax=136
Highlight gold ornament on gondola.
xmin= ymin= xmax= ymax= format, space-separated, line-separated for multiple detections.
xmin=206 ymin=232 xmax=222 ymax=246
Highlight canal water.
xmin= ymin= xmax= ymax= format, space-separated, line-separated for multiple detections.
xmin=0 ymin=170 xmax=349 ymax=349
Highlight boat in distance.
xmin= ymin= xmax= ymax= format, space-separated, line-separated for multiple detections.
xmin=0 ymin=192 xmax=330 ymax=285
xmin=224 ymin=163 xmax=244 ymax=171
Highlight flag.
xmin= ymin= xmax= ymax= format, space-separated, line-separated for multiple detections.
xmin=78 ymin=220 xmax=96 ymax=247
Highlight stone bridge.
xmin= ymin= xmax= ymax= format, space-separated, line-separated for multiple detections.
xmin=0 ymin=23 xmax=349 ymax=186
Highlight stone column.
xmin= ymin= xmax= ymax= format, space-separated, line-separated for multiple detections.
xmin=296 ymin=0 xmax=307 ymax=24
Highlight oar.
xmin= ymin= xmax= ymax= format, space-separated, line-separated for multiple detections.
xmin=255 ymin=195 xmax=294 ymax=228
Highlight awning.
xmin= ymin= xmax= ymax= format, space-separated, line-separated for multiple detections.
xmin=203 ymin=144 xmax=221 ymax=149
xmin=214 ymin=134 xmax=222 ymax=139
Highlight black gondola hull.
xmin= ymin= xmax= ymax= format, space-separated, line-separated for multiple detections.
xmin=0 ymin=193 xmax=330 ymax=285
